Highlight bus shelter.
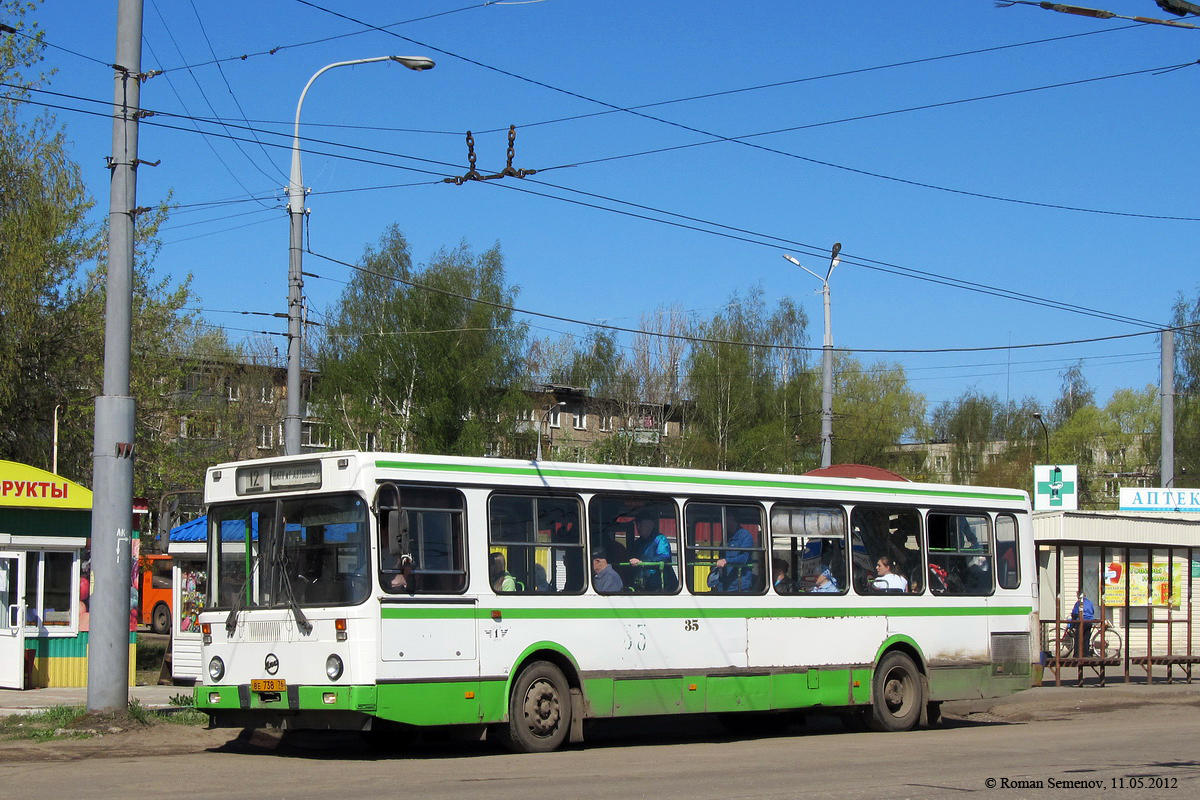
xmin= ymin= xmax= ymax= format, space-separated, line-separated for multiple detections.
xmin=0 ymin=460 xmax=135 ymax=688
xmin=1035 ymin=510 xmax=1200 ymax=686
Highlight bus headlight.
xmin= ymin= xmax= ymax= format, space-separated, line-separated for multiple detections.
xmin=208 ymin=656 xmax=225 ymax=682
xmin=325 ymin=654 xmax=344 ymax=681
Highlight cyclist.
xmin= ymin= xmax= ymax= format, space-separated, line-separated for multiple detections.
xmin=1065 ymin=592 xmax=1096 ymax=656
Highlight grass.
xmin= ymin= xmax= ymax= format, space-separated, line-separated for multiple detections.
xmin=0 ymin=700 xmax=208 ymax=742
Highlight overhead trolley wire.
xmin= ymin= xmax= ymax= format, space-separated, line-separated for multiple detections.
xmin=294 ymin=1 xmax=1200 ymax=221
xmin=304 ymin=247 xmax=1181 ymax=355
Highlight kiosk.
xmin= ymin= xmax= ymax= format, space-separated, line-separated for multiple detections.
xmin=0 ymin=461 xmax=134 ymax=688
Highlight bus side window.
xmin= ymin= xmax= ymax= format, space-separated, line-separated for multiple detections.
xmin=588 ymin=495 xmax=679 ymax=595
xmin=995 ymin=514 xmax=1019 ymax=590
xmin=927 ymin=512 xmax=993 ymax=596
xmin=378 ymin=487 xmax=467 ymax=595
xmin=684 ymin=503 xmax=765 ymax=595
xmin=769 ymin=504 xmax=847 ymax=595
xmin=850 ymin=506 xmax=921 ymax=596
xmin=488 ymin=494 xmax=585 ymax=595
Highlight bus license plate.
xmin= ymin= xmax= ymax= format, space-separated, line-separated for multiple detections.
xmin=251 ymin=679 xmax=286 ymax=692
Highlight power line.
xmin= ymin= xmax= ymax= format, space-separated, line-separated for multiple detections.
xmin=142 ymin=5 xmax=280 ymax=193
xmin=1 ymin=87 xmax=1177 ymax=330
xmin=149 ymin=3 xmax=495 ymax=74
xmin=481 ymin=176 xmax=1170 ymax=330
xmin=293 ymin=1 xmax=1199 ymax=221
xmin=304 ymin=247 xmax=1177 ymax=355
xmin=484 ymin=22 xmax=1151 ymax=134
xmin=184 ymin=0 xmax=287 ymax=182
xmin=540 ymin=60 xmax=1200 ymax=223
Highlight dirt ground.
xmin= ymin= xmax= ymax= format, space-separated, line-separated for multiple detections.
xmin=0 ymin=687 xmax=1196 ymax=763
xmin=0 ymin=717 xmax=239 ymax=763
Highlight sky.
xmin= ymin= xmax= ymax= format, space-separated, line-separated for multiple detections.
xmin=14 ymin=0 xmax=1200 ymax=418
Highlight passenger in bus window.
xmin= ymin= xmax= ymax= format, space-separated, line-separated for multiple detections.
xmin=711 ymin=512 xmax=756 ymax=592
xmin=490 ymin=552 xmax=517 ymax=593
xmin=627 ymin=507 xmax=676 ymax=592
xmin=592 ymin=549 xmax=624 ymax=594
xmin=872 ymin=556 xmax=908 ymax=592
xmin=772 ymin=558 xmax=796 ymax=593
xmin=812 ymin=567 xmax=839 ymax=593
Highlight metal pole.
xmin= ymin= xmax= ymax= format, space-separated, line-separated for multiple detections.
xmin=88 ymin=0 xmax=143 ymax=713
xmin=284 ymin=56 xmax=434 ymax=455
xmin=783 ymin=244 xmax=840 ymax=467
xmin=52 ymin=404 xmax=61 ymax=475
xmin=819 ymin=279 xmax=834 ymax=468
xmin=1034 ymin=412 xmax=1050 ymax=464
xmin=1162 ymin=329 xmax=1175 ymax=486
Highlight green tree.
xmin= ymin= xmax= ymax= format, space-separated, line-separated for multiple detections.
xmin=314 ymin=227 xmax=527 ymax=456
xmin=833 ymin=355 xmax=925 ymax=471
xmin=1171 ymin=297 xmax=1200 ymax=487
xmin=683 ymin=287 xmax=810 ymax=472
xmin=0 ymin=2 xmax=208 ymax=514
xmin=929 ymin=391 xmax=1004 ymax=483
xmin=0 ymin=2 xmax=99 ymax=475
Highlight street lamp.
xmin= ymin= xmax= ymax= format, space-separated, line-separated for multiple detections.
xmin=783 ymin=243 xmax=841 ymax=468
xmin=536 ymin=402 xmax=566 ymax=461
xmin=284 ymin=55 xmax=435 ymax=455
xmin=1032 ymin=412 xmax=1050 ymax=464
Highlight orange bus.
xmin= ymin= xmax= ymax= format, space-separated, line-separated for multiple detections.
xmin=138 ymin=554 xmax=173 ymax=634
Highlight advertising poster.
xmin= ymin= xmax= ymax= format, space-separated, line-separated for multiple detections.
xmin=1103 ymin=561 xmax=1183 ymax=608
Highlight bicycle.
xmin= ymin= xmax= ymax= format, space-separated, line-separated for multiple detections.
xmin=1055 ymin=620 xmax=1122 ymax=659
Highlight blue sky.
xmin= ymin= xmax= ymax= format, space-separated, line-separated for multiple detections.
xmin=19 ymin=0 xmax=1200 ymax=416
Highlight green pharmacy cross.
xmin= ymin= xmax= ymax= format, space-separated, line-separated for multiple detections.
xmin=1036 ymin=466 xmax=1075 ymax=508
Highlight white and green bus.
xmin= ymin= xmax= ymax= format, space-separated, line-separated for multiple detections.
xmin=194 ymin=451 xmax=1037 ymax=752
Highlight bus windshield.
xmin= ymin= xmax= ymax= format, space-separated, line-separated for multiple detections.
xmin=208 ymin=493 xmax=370 ymax=610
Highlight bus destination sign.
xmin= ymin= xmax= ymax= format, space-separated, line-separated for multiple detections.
xmin=235 ymin=461 xmax=323 ymax=495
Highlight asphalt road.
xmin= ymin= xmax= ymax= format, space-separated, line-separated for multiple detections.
xmin=2 ymin=688 xmax=1198 ymax=799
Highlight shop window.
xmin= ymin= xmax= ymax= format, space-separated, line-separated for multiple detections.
xmin=23 ymin=550 xmax=77 ymax=631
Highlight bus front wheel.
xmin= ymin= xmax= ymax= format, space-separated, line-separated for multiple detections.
xmin=868 ymin=651 xmax=923 ymax=732
xmin=501 ymin=661 xmax=572 ymax=753
xmin=151 ymin=602 xmax=171 ymax=635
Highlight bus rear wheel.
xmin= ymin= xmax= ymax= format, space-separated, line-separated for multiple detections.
xmin=501 ymin=661 xmax=571 ymax=753
xmin=151 ymin=602 xmax=171 ymax=635
xmin=868 ymin=651 xmax=923 ymax=732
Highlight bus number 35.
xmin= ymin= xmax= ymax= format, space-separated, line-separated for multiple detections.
xmin=684 ymin=619 xmax=700 ymax=632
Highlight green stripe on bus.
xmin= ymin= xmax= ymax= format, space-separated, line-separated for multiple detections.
xmin=373 ymin=460 xmax=1025 ymax=502
xmin=381 ymin=605 xmax=1032 ymax=620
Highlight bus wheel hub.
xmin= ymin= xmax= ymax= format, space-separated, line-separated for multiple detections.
xmin=524 ymin=678 xmax=561 ymax=734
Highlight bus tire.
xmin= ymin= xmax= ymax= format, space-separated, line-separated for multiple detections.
xmin=151 ymin=602 xmax=171 ymax=635
xmin=501 ymin=660 xmax=572 ymax=753
xmin=867 ymin=651 xmax=923 ymax=732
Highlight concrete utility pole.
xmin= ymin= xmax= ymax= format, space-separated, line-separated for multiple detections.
xmin=284 ymin=56 xmax=434 ymax=455
xmin=88 ymin=0 xmax=143 ymax=713
xmin=784 ymin=243 xmax=842 ymax=468
xmin=1162 ymin=329 xmax=1175 ymax=486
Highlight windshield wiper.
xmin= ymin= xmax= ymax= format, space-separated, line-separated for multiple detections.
xmin=271 ymin=544 xmax=313 ymax=636
xmin=224 ymin=554 xmax=260 ymax=635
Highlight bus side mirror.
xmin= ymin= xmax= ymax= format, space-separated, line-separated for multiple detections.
xmin=387 ymin=509 xmax=411 ymax=557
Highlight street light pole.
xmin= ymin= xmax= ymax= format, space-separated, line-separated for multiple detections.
xmin=1033 ymin=412 xmax=1050 ymax=464
xmin=284 ymin=56 xmax=434 ymax=455
xmin=783 ymin=243 xmax=841 ymax=468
